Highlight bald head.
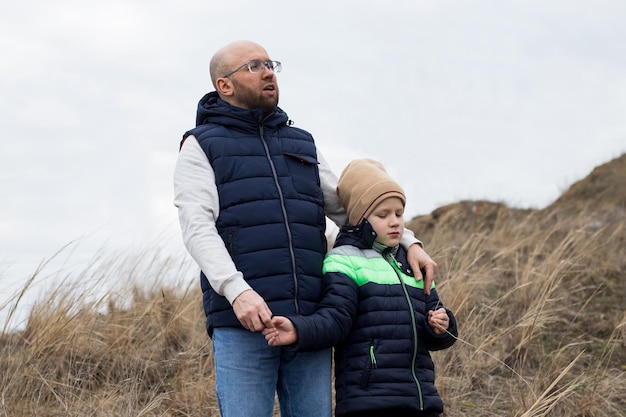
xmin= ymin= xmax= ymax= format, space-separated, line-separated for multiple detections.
xmin=209 ymin=40 xmax=269 ymax=88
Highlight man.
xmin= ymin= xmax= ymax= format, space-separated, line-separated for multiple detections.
xmin=173 ymin=40 xmax=437 ymax=417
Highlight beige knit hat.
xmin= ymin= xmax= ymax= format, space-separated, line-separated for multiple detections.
xmin=337 ymin=159 xmax=406 ymax=226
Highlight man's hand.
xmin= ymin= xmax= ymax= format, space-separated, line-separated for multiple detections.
xmin=407 ymin=244 xmax=437 ymax=295
xmin=232 ymin=289 xmax=273 ymax=332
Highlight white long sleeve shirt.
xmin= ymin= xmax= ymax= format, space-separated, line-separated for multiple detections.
xmin=173 ymin=135 xmax=419 ymax=305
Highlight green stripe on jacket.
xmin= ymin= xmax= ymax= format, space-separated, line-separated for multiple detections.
xmin=322 ymin=249 xmax=430 ymax=289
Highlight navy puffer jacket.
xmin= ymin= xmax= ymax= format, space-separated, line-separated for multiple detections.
xmin=185 ymin=92 xmax=327 ymax=335
xmin=288 ymin=221 xmax=458 ymax=416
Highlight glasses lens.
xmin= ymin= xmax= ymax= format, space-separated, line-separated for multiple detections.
xmin=247 ymin=60 xmax=263 ymax=72
xmin=246 ymin=60 xmax=282 ymax=73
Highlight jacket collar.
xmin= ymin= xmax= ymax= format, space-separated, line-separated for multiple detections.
xmin=335 ymin=220 xmax=399 ymax=255
xmin=195 ymin=91 xmax=289 ymax=130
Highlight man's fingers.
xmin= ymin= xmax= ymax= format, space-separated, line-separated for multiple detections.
xmin=414 ymin=267 xmax=423 ymax=281
xmin=232 ymin=289 xmax=274 ymax=332
xmin=248 ymin=309 xmax=272 ymax=332
xmin=423 ymin=263 xmax=436 ymax=295
xmin=424 ymin=263 xmax=435 ymax=281
xmin=259 ymin=306 xmax=273 ymax=329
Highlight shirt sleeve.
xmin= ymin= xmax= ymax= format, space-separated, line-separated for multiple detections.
xmin=318 ymin=149 xmax=349 ymax=227
xmin=173 ymin=135 xmax=252 ymax=304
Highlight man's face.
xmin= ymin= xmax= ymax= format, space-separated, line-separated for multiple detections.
xmin=224 ymin=47 xmax=280 ymax=114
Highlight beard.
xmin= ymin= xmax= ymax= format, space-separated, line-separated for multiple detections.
xmin=231 ymin=80 xmax=280 ymax=114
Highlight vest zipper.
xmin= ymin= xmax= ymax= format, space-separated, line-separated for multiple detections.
xmin=386 ymin=251 xmax=424 ymax=410
xmin=258 ymin=124 xmax=300 ymax=314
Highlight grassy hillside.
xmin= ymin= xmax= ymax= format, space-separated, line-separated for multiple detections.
xmin=1 ymin=154 xmax=625 ymax=416
xmin=409 ymin=154 xmax=626 ymax=416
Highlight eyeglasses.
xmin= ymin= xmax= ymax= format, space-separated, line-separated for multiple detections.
xmin=223 ymin=60 xmax=282 ymax=78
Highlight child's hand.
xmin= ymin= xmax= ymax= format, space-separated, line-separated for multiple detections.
xmin=262 ymin=316 xmax=298 ymax=346
xmin=428 ymin=308 xmax=449 ymax=334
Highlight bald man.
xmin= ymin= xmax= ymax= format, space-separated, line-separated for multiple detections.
xmin=174 ymin=40 xmax=437 ymax=417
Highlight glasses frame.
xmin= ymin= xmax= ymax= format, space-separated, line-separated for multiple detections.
xmin=222 ymin=60 xmax=282 ymax=78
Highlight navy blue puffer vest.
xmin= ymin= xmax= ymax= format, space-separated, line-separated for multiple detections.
xmin=184 ymin=92 xmax=327 ymax=335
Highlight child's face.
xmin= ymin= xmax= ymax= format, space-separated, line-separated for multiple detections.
xmin=366 ymin=197 xmax=405 ymax=247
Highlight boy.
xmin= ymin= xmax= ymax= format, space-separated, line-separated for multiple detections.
xmin=263 ymin=159 xmax=458 ymax=417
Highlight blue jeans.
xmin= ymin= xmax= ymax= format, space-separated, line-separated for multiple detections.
xmin=212 ymin=327 xmax=332 ymax=417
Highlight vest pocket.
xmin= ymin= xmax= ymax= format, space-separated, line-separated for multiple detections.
xmin=282 ymin=152 xmax=320 ymax=197
xmin=220 ymin=228 xmax=236 ymax=256
xmin=282 ymin=152 xmax=318 ymax=165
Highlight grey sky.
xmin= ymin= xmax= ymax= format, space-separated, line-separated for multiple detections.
xmin=1 ymin=0 xmax=625 ymax=327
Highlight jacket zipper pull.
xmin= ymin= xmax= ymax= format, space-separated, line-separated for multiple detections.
xmin=369 ymin=345 xmax=377 ymax=368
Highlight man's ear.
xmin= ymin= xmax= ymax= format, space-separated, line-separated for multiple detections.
xmin=216 ymin=77 xmax=234 ymax=97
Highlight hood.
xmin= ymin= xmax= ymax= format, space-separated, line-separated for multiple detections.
xmin=195 ymin=91 xmax=289 ymax=130
xmin=335 ymin=220 xmax=411 ymax=275
xmin=335 ymin=220 xmax=385 ymax=250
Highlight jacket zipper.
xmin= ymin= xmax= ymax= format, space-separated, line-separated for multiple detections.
xmin=387 ymin=251 xmax=424 ymax=410
xmin=258 ymin=124 xmax=300 ymax=314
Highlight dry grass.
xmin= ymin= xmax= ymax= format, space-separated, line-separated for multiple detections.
xmin=425 ymin=205 xmax=626 ymax=417
xmin=1 ymin=248 xmax=219 ymax=417
xmin=2 ymin=155 xmax=625 ymax=416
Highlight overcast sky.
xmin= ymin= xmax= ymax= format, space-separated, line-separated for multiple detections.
xmin=1 ymin=0 xmax=625 ymax=327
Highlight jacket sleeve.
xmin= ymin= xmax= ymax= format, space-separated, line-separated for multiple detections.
xmin=173 ymin=135 xmax=252 ymax=304
xmin=287 ymin=270 xmax=359 ymax=352
xmin=423 ymin=288 xmax=458 ymax=351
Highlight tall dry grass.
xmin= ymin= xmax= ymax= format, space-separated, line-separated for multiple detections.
xmin=1 ymin=204 xmax=625 ymax=416
xmin=428 ymin=205 xmax=626 ymax=417
xmin=1 ymin=247 xmax=218 ymax=417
